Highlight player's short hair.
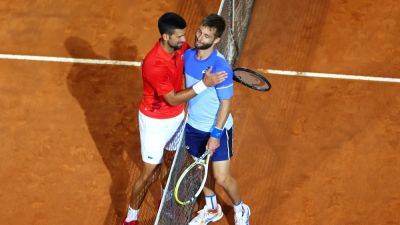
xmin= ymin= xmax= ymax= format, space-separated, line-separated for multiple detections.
xmin=201 ymin=14 xmax=226 ymax=38
xmin=158 ymin=12 xmax=187 ymax=35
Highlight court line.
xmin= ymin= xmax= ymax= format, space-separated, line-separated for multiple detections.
xmin=0 ymin=53 xmax=142 ymax=66
xmin=259 ymin=69 xmax=400 ymax=83
xmin=1 ymin=53 xmax=399 ymax=83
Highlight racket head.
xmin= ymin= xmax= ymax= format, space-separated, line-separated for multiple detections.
xmin=174 ymin=154 xmax=210 ymax=206
xmin=233 ymin=67 xmax=271 ymax=91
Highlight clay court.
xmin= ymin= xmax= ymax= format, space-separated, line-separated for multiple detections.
xmin=1 ymin=0 xmax=399 ymax=225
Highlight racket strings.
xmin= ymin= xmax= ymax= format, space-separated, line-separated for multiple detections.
xmin=176 ymin=164 xmax=206 ymax=203
xmin=235 ymin=71 xmax=264 ymax=85
xmin=233 ymin=68 xmax=272 ymax=91
xmin=235 ymin=71 xmax=268 ymax=87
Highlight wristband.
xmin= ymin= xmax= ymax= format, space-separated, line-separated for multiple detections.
xmin=210 ymin=127 xmax=223 ymax=139
xmin=192 ymin=80 xmax=207 ymax=94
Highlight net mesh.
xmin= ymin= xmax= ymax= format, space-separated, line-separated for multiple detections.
xmin=154 ymin=0 xmax=255 ymax=224
xmin=217 ymin=0 xmax=255 ymax=66
xmin=154 ymin=122 xmax=200 ymax=224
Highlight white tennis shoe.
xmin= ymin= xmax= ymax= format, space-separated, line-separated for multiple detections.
xmin=234 ymin=203 xmax=251 ymax=225
xmin=188 ymin=204 xmax=224 ymax=225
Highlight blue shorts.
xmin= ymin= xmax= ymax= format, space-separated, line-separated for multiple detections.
xmin=185 ymin=124 xmax=233 ymax=161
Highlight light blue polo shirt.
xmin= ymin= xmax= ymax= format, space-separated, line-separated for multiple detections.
xmin=184 ymin=48 xmax=234 ymax=132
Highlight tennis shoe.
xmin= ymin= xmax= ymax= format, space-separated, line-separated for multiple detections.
xmin=234 ymin=203 xmax=251 ymax=225
xmin=189 ymin=204 xmax=223 ymax=225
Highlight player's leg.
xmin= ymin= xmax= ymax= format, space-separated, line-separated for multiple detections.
xmin=212 ymin=160 xmax=241 ymax=204
xmin=123 ymin=158 xmax=161 ymax=224
xmin=212 ymin=161 xmax=250 ymax=225
xmin=212 ymin=128 xmax=250 ymax=225
xmin=122 ymin=112 xmax=183 ymax=225
xmin=129 ymin=163 xmax=160 ymax=208
xmin=185 ymin=124 xmax=223 ymax=225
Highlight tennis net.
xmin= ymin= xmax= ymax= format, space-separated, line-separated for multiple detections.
xmin=217 ymin=0 xmax=255 ymax=66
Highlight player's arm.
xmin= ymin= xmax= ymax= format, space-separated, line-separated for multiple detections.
xmin=214 ymin=99 xmax=231 ymax=130
xmin=205 ymin=60 xmax=234 ymax=153
xmin=163 ymin=69 xmax=227 ymax=106
xmin=206 ymin=99 xmax=231 ymax=152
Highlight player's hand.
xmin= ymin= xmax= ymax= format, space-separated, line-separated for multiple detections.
xmin=206 ymin=137 xmax=220 ymax=156
xmin=203 ymin=67 xmax=227 ymax=87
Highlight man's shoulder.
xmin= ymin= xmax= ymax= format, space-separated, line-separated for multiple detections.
xmin=143 ymin=46 xmax=166 ymax=68
xmin=184 ymin=48 xmax=196 ymax=57
xmin=213 ymin=51 xmax=232 ymax=73
xmin=143 ymin=40 xmax=173 ymax=66
xmin=214 ymin=51 xmax=229 ymax=65
xmin=142 ymin=54 xmax=168 ymax=77
xmin=143 ymin=55 xmax=165 ymax=69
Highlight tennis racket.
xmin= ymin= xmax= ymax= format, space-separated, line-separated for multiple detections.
xmin=173 ymin=149 xmax=211 ymax=206
xmin=233 ymin=67 xmax=271 ymax=91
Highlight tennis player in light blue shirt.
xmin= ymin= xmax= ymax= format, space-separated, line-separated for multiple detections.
xmin=184 ymin=14 xmax=251 ymax=225
xmin=185 ymin=47 xmax=234 ymax=132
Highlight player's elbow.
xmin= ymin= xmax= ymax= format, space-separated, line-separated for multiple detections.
xmin=164 ymin=96 xmax=181 ymax=106
xmin=220 ymin=99 xmax=232 ymax=107
xmin=167 ymin=99 xmax=181 ymax=106
xmin=163 ymin=91 xmax=181 ymax=106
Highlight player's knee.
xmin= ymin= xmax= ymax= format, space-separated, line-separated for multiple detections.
xmin=214 ymin=174 xmax=230 ymax=187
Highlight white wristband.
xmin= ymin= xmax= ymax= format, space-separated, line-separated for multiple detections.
xmin=192 ymin=80 xmax=208 ymax=94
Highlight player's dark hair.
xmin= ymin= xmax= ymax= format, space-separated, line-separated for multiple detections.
xmin=201 ymin=14 xmax=226 ymax=38
xmin=158 ymin=12 xmax=187 ymax=35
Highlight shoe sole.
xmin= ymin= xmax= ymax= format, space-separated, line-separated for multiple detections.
xmin=211 ymin=211 xmax=224 ymax=222
xmin=203 ymin=211 xmax=224 ymax=224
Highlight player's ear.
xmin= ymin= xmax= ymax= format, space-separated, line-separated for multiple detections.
xmin=162 ymin=33 xmax=170 ymax=41
xmin=213 ymin=37 xmax=221 ymax=45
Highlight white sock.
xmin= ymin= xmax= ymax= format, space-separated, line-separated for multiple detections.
xmin=205 ymin=194 xmax=218 ymax=210
xmin=234 ymin=201 xmax=244 ymax=214
xmin=125 ymin=206 xmax=139 ymax=222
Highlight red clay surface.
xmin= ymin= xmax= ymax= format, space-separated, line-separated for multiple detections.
xmin=1 ymin=0 xmax=399 ymax=225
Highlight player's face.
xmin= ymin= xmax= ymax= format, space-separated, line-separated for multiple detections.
xmin=195 ymin=26 xmax=218 ymax=50
xmin=168 ymin=28 xmax=186 ymax=50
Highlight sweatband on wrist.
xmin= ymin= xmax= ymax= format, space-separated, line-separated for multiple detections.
xmin=192 ymin=80 xmax=207 ymax=94
xmin=210 ymin=127 xmax=223 ymax=139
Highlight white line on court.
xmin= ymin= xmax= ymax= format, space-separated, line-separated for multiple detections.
xmin=0 ymin=53 xmax=142 ymax=67
xmin=1 ymin=53 xmax=399 ymax=83
xmin=259 ymin=69 xmax=400 ymax=83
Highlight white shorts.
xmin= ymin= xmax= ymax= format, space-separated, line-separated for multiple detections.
xmin=139 ymin=111 xmax=185 ymax=164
